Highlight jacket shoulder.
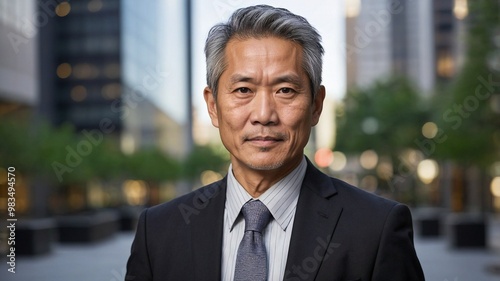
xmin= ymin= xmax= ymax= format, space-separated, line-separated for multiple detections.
xmin=330 ymin=176 xmax=400 ymax=209
xmin=145 ymin=178 xmax=227 ymax=224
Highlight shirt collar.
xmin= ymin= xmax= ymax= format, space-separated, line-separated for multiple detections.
xmin=225 ymin=156 xmax=307 ymax=231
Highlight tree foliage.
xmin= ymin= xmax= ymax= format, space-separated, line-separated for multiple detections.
xmin=182 ymin=144 xmax=229 ymax=179
xmin=0 ymin=118 xmax=230 ymax=186
xmin=432 ymin=0 xmax=500 ymax=167
xmin=335 ymin=76 xmax=427 ymax=159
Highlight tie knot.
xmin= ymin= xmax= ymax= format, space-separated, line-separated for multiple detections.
xmin=241 ymin=200 xmax=272 ymax=233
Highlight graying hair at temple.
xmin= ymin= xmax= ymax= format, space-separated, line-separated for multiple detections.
xmin=204 ymin=5 xmax=324 ymax=99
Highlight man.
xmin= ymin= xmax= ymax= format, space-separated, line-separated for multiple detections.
xmin=125 ymin=5 xmax=425 ymax=281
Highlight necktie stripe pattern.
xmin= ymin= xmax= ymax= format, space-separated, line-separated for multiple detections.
xmin=234 ymin=200 xmax=272 ymax=281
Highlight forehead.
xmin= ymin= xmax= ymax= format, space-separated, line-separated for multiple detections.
xmin=223 ymin=36 xmax=305 ymax=74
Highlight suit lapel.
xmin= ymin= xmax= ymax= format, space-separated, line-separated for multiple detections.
xmin=190 ymin=179 xmax=227 ymax=280
xmin=283 ymin=160 xmax=343 ymax=281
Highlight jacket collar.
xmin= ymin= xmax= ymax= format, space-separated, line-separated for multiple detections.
xmin=283 ymin=158 xmax=343 ymax=281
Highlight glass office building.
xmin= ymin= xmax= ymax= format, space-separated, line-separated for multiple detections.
xmin=39 ymin=0 xmax=191 ymax=146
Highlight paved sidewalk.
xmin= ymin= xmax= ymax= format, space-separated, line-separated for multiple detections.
xmin=0 ymin=224 xmax=499 ymax=280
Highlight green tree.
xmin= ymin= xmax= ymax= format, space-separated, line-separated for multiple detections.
xmin=433 ymin=0 xmax=500 ymax=167
xmin=125 ymin=147 xmax=181 ymax=182
xmin=429 ymin=0 xmax=500 ymax=213
xmin=182 ymin=144 xmax=229 ymax=180
xmin=336 ymin=77 xmax=427 ymax=160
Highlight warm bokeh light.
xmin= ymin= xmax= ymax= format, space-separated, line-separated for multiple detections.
xmin=376 ymin=160 xmax=393 ymax=181
xmin=417 ymin=159 xmax=439 ymax=184
xmin=88 ymin=0 xmax=103 ymax=12
xmin=101 ymin=83 xmax=121 ymax=100
xmin=88 ymin=181 xmax=105 ymax=208
xmin=453 ymin=0 xmax=468 ymax=20
xmin=330 ymin=151 xmax=347 ymax=171
xmin=345 ymin=0 xmax=361 ymax=18
xmin=56 ymin=63 xmax=72 ymax=79
xmin=55 ymin=2 xmax=71 ymax=17
xmin=121 ymin=134 xmax=136 ymax=155
xmin=422 ymin=122 xmax=438 ymax=139
xmin=200 ymin=170 xmax=223 ymax=185
xmin=315 ymin=148 xmax=334 ymax=168
xmin=491 ymin=177 xmax=500 ymax=197
xmin=360 ymin=150 xmax=378 ymax=170
xmin=437 ymin=52 xmax=455 ymax=78
xmin=73 ymin=63 xmax=99 ymax=79
xmin=123 ymin=180 xmax=148 ymax=206
xmin=71 ymin=85 xmax=87 ymax=102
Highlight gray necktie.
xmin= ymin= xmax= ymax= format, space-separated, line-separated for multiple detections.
xmin=234 ymin=200 xmax=272 ymax=281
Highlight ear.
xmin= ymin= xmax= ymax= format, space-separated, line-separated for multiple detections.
xmin=204 ymin=87 xmax=219 ymax=128
xmin=311 ymin=85 xmax=326 ymax=126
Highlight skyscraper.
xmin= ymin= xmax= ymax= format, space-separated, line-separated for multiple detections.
xmin=345 ymin=0 xmax=463 ymax=93
xmin=0 ymin=0 xmax=38 ymax=118
xmin=38 ymin=0 xmax=193 ymax=155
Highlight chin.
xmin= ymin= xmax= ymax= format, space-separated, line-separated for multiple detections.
xmin=245 ymin=159 xmax=285 ymax=171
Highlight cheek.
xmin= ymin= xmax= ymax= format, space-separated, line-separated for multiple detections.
xmin=217 ymin=107 xmax=248 ymax=135
xmin=281 ymin=105 xmax=313 ymax=129
xmin=281 ymin=107 xmax=314 ymax=142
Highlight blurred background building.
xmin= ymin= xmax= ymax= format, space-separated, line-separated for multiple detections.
xmin=0 ymin=0 xmax=38 ymax=120
xmin=345 ymin=0 xmax=465 ymax=93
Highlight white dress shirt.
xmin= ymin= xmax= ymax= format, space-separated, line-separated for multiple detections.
xmin=221 ymin=157 xmax=307 ymax=281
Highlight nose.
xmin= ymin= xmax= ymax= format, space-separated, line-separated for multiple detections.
xmin=249 ymin=91 xmax=278 ymax=126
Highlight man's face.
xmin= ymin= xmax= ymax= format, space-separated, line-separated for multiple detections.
xmin=204 ymin=36 xmax=325 ymax=174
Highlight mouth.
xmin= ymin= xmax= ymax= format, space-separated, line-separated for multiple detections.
xmin=244 ymin=135 xmax=285 ymax=147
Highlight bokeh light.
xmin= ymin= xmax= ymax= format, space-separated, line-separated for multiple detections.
xmin=491 ymin=177 xmax=500 ymax=197
xmin=315 ymin=148 xmax=334 ymax=168
xmin=55 ymin=2 xmax=71 ymax=17
xmin=422 ymin=122 xmax=438 ymax=139
xmin=359 ymin=150 xmax=378 ymax=170
xmin=56 ymin=63 xmax=72 ymax=79
xmin=122 ymin=180 xmax=148 ymax=206
xmin=417 ymin=159 xmax=439 ymax=184
xmin=330 ymin=151 xmax=347 ymax=171
xmin=201 ymin=170 xmax=223 ymax=185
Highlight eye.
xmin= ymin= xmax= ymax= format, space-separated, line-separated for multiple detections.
xmin=278 ymin=87 xmax=296 ymax=94
xmin=234 ymin=87 xmax=251 ymax=94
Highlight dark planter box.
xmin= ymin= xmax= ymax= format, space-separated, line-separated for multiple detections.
xmin=413 ymin=208 xmax=444 ymax=238
xmin=16 ymin=218 xmax=57 ymax=255
xmin=57 ymin=210 xmax=120 ymax=243
xmin=447 ymin=214 xmax=487 ymax=248
xmin=118 ymin=206 xmax=142 ymax=231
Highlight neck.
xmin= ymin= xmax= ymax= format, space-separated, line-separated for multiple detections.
xmin=230 ymin=157 xmax=303 ymax=198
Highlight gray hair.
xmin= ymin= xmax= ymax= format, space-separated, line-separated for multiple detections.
xmin=204 ymin=5 xmax=324 ymax=99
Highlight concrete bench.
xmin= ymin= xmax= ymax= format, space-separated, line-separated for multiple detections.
xmin=447 ymin=214 xmax=487 ymax=248
xmin=413 ymin=208 xmax=445 ymax=238
xmin=118 ymin=206 xmax=143 ymax=231
xmin=16 ymin=218 xmax=57 ymax=255
xmin=56 ymin=210 xmax=120 ymax=243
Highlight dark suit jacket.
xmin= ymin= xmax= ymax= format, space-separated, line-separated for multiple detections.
xmin=125 ymin=160 xmax=425 ymax=281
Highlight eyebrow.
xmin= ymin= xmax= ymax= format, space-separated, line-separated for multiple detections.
xmin=229 ymin=73 xmax=304 ymax=87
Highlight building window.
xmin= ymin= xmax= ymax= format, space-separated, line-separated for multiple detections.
xmin=71 ymin=85 xmax=87 ymax=102
xmin=437 ymin=51 xmax=455 ymax=78
xmin=57 ymin=63 xmax=72 ymax=79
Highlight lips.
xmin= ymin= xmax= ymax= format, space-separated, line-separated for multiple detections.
xmin=244 ymin=134 xmax=286 ymax=146
xmin=248 ymin=136 xmax=281 ymax=141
